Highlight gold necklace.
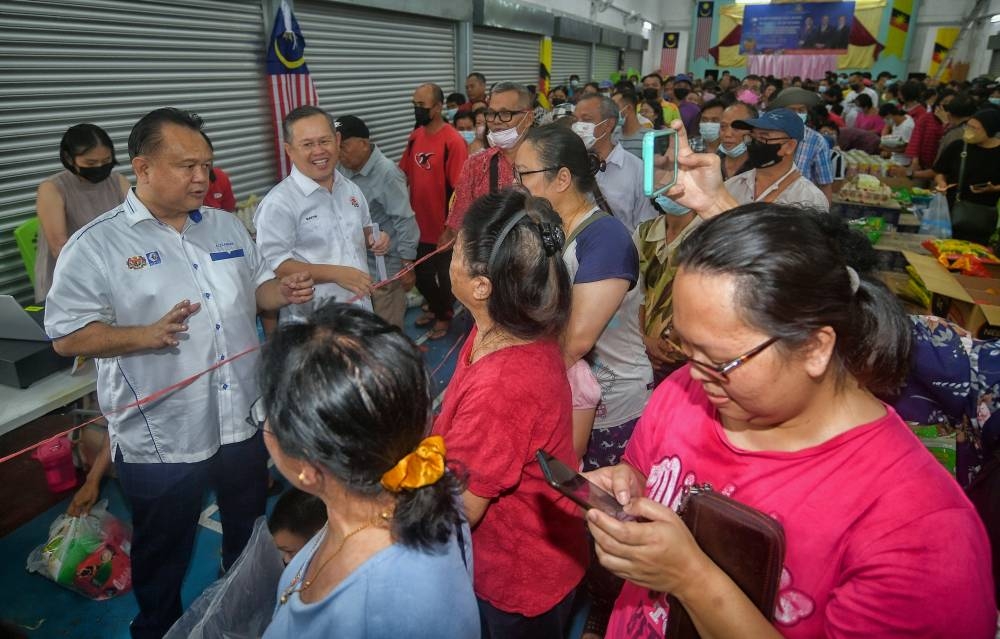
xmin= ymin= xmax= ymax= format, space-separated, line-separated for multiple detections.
xmin=469 ymin=327 xmax=516 ymax=362
xmin=279 ymin=521 xmax=378 ymax=605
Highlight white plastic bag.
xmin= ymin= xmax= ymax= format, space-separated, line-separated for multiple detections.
xmin=25 ymin=499 xmax=132 ymax=600
xmin=919 ymin=192 xmax=952 ymax=239
xmin=164 ymin=517 xmax=285 ymax=639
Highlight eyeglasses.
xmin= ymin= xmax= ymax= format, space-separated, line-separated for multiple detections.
xmin=513 ymin=166 xmax=560 ymax=183
xmin=749 ymin=133 xmax=791 ymax=144
xmin=663 ymin=335 xmax=780 ymax=384
xmin=247 ymin=396 xmax=272 ymax=434
xmin=295 ymin=138 xmax=336 ymax=152
xmin=483 ymin=109 xmax=529 ymax=123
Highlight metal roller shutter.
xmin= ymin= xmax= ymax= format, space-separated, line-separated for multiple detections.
xmin=623 ymin=50 xmax=643 ymax=75
xmin=593 ymin=45 xmax=620 ymax=83
xmin=0 ymin=0 xmax=272 ymax=303
xmin=297 ymin=2 xmax=456 ymax=162
xmin=551 ymin=40 xmax=591 ymax=86
xmin=473 ymin=28 xmax=541 ymax=88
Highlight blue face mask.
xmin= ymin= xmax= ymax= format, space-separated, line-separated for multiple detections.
xmin=797 ymin=112 xmax=808 ymax=124
xmin=442 ymin=107 xmax=458 ymax=122
xmin=654 ymin=195 xmax=690 ymax=216
xmin=991 ymin=97 xmax=1000 ymax=106
xmin=699 ymin=122 xmax=721 ymax=142
xmin=459 ymin=130 xmax=476 ymax=144
xmin=720 ymin=141 xmax=747 ymax=158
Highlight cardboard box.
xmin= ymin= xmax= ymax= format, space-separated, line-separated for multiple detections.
xmin=903 ymin=251 xmax=1000 ymax=340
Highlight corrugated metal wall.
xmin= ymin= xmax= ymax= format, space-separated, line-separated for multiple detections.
xmin=0 ymin=0 xmax=273 ymax=303
xmin=551 ymin=40 xmax=591 ymax=85
xmin=593 ymin=45 xmax=621 ymax=82
xmin=473 ymin=28 xmax=541 ymax=88
xmin=297 ymin=1 xmax=457 ymax=162
xmin=624 ymin=50 xmax=643 ymax=75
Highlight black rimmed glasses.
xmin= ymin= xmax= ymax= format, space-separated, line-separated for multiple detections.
xmin=513 ymin=166 xmax=560 ymax=184
xmin=483 ymin=109 xmax=529 ymax=123
xmin=247 ymin=396 xmax=271 ymax=434
xmin=662 ymin=335 xmax=780 ymax=384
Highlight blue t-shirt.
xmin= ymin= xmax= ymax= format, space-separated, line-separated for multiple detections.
xmin=263 ymin=525 xmax=479 ymax=639
xmin=563 ymin=209 xmax=651 ymax=429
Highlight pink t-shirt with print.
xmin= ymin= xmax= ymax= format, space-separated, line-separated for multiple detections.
xmin=606 ymin=365 xmax=996 ymax=639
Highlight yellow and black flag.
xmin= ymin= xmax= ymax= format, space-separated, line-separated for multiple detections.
xmin=885 ymin=0 xmax=912 ymax=59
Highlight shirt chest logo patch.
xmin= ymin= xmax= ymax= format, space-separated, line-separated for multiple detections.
xmin=350 ymin=196 xmax=360 ymax=207
xmin=415 ymin=152 xmax=434 ymax=170
xmin=126 ymin=255 xmax=148 ymax=270
xmin=145 ymin=251 xmax=161 ymax=266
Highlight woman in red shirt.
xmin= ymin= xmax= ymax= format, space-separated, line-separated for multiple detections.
xmin=434 ymin=188 xmax=589 ymax=637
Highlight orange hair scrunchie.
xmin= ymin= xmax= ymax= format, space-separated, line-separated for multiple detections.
xmin=380 ymin=435 xmax=447 ymax=492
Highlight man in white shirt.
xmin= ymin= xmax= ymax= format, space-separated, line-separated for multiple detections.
xmin=44 ymin=107 xmax=314 ymax=639
xmin=254 ymin=106 xmax=389 ymax=325
xmin=724 ymin=108 xmax=829 ymax=211
xmin=879 ymin=103 xmax=916 ymax=167
xmin=573 ymin=94 xmax=657 ymax=231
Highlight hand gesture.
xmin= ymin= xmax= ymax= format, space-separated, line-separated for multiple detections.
xmin=437 ymin=227 xmax=457 ymax=249
xmin=661 ymin=120 xmax=732 ymax=219
xmin=67 ymin=481 xmax=100 ymax=517
xmin=369 ymin=230 xmax=391 ymax=256
xmin=335 ymin=266 xmax=373 ymax=298
xmin=970 ymin=182 xmax=994 ymax=195
xmin=145 ymin=300 xmax=200 ymax=349
xmin=280 ymin=272 xmax=315 ymax=305
xmin=588 ymin=497 xmax=705 ymax=594
xmin=583 ymin=463 xmax=644 ymax=508
xmin=399 ymin=261 xmax=417 ymax=290
xmin=935 ymin=182 xmax=956 ymax=194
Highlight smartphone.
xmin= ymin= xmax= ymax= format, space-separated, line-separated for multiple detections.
xmin=535 ymin=449 xmax=635 ymax=521
xmin=642 ymin=129 xmax=678 ymax=198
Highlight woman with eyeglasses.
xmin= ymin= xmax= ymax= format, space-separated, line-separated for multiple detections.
xmin=584 ymin=203 xmax=995 ymax=638
xmin=433 ymin=189 xmax=588 ymax=637
xmin=256 ymin=303 xmax=480 ymax=639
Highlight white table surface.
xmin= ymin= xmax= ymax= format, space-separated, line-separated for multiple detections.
xmin=0 ymin=360 xmax=97 ymax=437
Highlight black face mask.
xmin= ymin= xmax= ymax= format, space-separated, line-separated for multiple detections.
xmin=850 ymin=83 xmax=862 ymax=93
xmin=414 ymin=106 xmax=432 ymax=128
xmin=552 ymin=98 xmax=565 ymax=106
xmin=673 ymin=87 xmax=690 ymax=101
xmin=642 ymin=88 xmax=660 ymax=101
xmin=746 ymin=138 xmax=783 ymax=169
xmin=76 ymin=162 xmax=114 ymax=184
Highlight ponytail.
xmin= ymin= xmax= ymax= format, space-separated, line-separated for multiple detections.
xmin=390 ymin=470 xmax=466 ymax=551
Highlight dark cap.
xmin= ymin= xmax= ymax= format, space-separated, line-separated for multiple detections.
xmin=334 ymin=115 xmax=370 ymax=141
xmin=767 ymin=87 xmax=820 ymax=110
xmin=733 ymin=108 xmax=805 ymax=141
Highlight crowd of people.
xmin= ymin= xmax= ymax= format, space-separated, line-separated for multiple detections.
xmin=30 ymin=65 xmax=1000 ymax=639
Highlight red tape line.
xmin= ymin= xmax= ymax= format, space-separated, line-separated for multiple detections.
xmin=1 ymin=240 xmax=458 ymax=465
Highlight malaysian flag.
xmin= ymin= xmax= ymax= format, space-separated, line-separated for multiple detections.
xmin=266 ymin=1 xmax=320 ymax=180
xmin=661 ymin=32 xmax=679 ymax=76
xmin=693 ymin=1 xmax=714 ymax=61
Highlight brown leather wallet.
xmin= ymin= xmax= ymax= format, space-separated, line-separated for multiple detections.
xmin=665 ymin=485 xmax=786 ymax=639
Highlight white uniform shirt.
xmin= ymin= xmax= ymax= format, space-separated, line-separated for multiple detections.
xmin=45 ymin=190 xmax=274 ymax=463
xmin=595 ymin=143 xmax=658 ymax=232
xmin=724 ymin=165 xmax=830 ymax=212
xmin=254 ymin=166 xmax=373 ymax=323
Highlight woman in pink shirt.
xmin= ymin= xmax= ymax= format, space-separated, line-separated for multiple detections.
xmin=852 ymin=93 xmax=885 ymax=133
xmin=585 ymin=204 xmax=996 ymax=638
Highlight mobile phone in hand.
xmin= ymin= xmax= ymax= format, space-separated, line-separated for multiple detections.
xmin=536 ymin=449 xmax=636 ymax=521
xmin=642 ymin=129 xmax=678 ymax=198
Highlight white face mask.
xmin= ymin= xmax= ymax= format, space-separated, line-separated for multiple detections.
xmin=571 ymin=119 xmax=610 ymax=150
xmin=797 ymin=112 xmax=808 ymax=124
xmin=699 ymin=122 xmax=721 ymax=142
xmin=487 ymin=119 xmax=525 ymax=150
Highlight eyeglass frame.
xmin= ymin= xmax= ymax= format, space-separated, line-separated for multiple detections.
xmin=483 ymin=109 xmax=530 ymax=123
xmin=246 ymin=396 xmax=271 ymax=434
xmin=513 ymin=165 xmax=561 ymax=183
xmin=662 ymin=334 xmax=780 ymax=383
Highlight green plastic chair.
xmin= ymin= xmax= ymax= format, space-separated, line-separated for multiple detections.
xmin=14 ymin=217 xmax=39 ymax=288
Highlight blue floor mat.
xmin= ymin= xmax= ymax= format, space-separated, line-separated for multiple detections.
xmin=0 ymin=305 xmax=473 ymax=638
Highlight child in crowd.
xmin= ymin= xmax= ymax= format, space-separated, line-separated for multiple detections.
xmin=267 ymin=488 xmax=327 ymax=565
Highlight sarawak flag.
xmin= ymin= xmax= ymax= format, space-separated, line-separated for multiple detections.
xmin=538 ymin=36 xmax=552 ymax=110
xmin=885 ymin=0 xmax=912 ymax=59
xmin=694 ymin=2 xmax=714 ymax=61
xmin=661 ymin=32 xmax=679 ymax=76
xmin=266 ymin=1 xmax=321 ymax=180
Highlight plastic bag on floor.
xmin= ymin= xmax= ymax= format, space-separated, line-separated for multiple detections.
xmin=164 ymin=516 xmax=285 ymax=639
xmin=25 ymin=499 xmax=132 ymax=600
